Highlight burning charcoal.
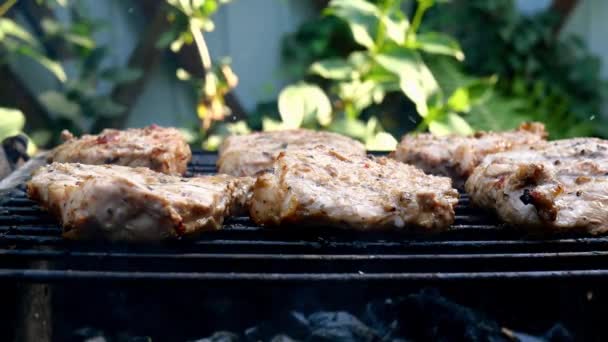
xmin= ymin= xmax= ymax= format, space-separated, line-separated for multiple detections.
xmin=192 ymin=331 xmax=241 ymax=342
xmin=307 ymin=311 xmax=380 ymax=342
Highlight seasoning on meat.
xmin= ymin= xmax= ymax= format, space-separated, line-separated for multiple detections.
xmin=27 ymin=163 xmax=253 ymax=241
xmin=217 ymin=129 xmax=366 ymax=176
xmin=49 ymin=125 xmax=192 ymax=175
xmin=390 ymin=122 xmax=547 ymax=188
xmin=465 ymin=138 xmax=608 ymax=234
xmin=250 ymin=146 xmax=459 ymax=231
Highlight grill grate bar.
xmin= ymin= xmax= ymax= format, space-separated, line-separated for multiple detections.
xmin=2 ymin=150 xmax=608 ymax=281
xmin=2 ymin=269 xmax=608 ymax=283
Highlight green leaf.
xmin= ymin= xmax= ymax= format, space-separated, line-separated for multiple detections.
xmin=38 ymin=91 xmax=81 ymax=120
xmin=88 ymin=97 xmax=126 ymax=117
xmin=337 ymin=79 xmax=381 ymax=113
xmin=309 ymin=58 xmax=354 ymax=80
xmin=327 ymin=0 xmax=379 ymax=49
xmin=0 ymin=18 xmax=38 ymax=46
xmin=203 ymin=134 xmax=223 ymax=151
xmin=156 ymin=30 xmax=178 ymax=48
xmin=327 ymin=117 xmax=367 ymax=140
xmin=100 ymin=67 xmax=143 ymax=84
xmin=63 ymin=32 xmax=95 ymax=49
xmin=16 ymin=46 xmax=67 ymax=82
xmin=262 ymin=117 xmax=288 ymax=132
xmin=415 ymin=32 xmax=465 ymax=61
xmin=375 ymin=46 xmax=438 ymax=116
xmin=428 ymin=112 xmax=473 ymax=136
xmin=0 ymin=107 xmax=25 ymax=140
xmin=0 ymin=108 xmax=36 ymax=154
xmin=365 ymin=131 xmax=398 ymax=151
xmin=447 ymin=87 xmax=470 ymax=112
xmin=278 ymin=83 xmax=332 ymax=128
xmin=382 ymin=13 xmax=409 ymax=45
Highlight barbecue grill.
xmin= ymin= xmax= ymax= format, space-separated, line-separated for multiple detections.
xmin=2 ymin=151 xmax=608 ymax=282
xmin=2 ymin=151 xmax=608 ymax=341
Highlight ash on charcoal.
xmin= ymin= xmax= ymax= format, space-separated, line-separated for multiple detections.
xmin=244 ymin=311 xmax=310 ymax=341
xmin=76 ymin=289 xmax=574 ymax=342
xmin=191 ymin=331 xmax=240 ymax=342
xmin=307 ymin=311 xmax=380 ymax=342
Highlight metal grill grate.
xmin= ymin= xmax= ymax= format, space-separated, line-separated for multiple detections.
xmin=1 ymin=151 xmax=608 ymax=282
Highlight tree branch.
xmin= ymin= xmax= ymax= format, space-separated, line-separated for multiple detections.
xmin=173 ymin=45 xmax=248 ymax=120
xmin=93 ymin=2 xmax=168 ymax=131
xmin=551 ymin=0 xmax=580 ymax=35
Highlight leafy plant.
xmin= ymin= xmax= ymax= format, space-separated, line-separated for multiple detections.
xmin=0 ymin=0 xmax=142 ymax=146
xmin=424 ymin=0 xmax=607 ymax=138
xmin=160 ymin=0 xmax=240 ymax=148
xmin=0 ymin=107 xmax=36 ymax=155
xmin=273 ymin=0 xmax=488 ymax=150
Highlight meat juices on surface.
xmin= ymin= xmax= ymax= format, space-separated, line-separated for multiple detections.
xmin=391 ymin=122 xmax=547 ymax=188
xmin=49 ymin=125 xmax=191 ymax=175
xmin=465 ymin=138 xmax=608 ymax=234
xmin=250 ymin=146 xmax=459 ymax=231
xmin=27 ymin=163 xmax=253 ymax=241
xmin=217 ymin=129 xmax=366 ymax=176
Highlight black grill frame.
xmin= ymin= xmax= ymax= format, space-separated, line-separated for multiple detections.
xmin=1 ymin=150 xmax=608 ymax=283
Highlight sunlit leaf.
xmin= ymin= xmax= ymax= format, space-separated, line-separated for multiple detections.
xmin=337 ymin=79 xmax=380 ymax=113
xmin=429 ymin=112 xmax=473 ymax=136
xmin=309 ymin=58 xmax=354 ymax=80
xmin=447 ymin=87 xmax=470 ymax=112
xmin=262 ymin=117 xmax=289 ymax=132
xmin=0 ymin=18 xmax=38 ymax=46
xmin=365 ymin=131 xmax=397 ymax=151
xmin=203 ymin=134 xmax=223 ymax=151
xmin=0 ymin=107 xmax=25 ymax=140
xmin=278 ymin=83 xmax=332 ymax=128
xmin=415 ymin=32 xmax=465 ymax=61
xmin=375 ymin=46 xmax=438 ymax=116
xmin=327 ymin=117 xmax=367 ymax=140
xmin=0 ymin=108 xmax=36 ymax=155
xmin=382 ymin=14 xmax=409 ymax=45
xmin=327 ymin=0 xmax=379 ymax=49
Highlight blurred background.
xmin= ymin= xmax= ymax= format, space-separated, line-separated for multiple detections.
xmin=1 ymin=0 xmax=607 ymax=153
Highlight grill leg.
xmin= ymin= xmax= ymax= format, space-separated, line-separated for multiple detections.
xmin=14 ymin=262 xmax=52 ymax=342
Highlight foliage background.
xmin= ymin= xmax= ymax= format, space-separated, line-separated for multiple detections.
xmin=0 ymin=0 xmax=606 ymax=152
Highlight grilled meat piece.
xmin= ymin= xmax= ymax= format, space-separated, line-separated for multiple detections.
xmin=217 ymin=129 xmax=366 ymax=176
xmin=250 ymin=146 xmax=459 ymax=231
xmin=465 ymin=138 xmax=608 ymax=234
xmin=27 ymin=163 xmax=253 ymax=241
xmin=391 ymin=123 xmax=547 ymax=187
xmin=49 ymin=125 xmax=191 ymax=175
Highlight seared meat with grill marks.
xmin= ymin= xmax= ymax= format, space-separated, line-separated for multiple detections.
xmin=217 ymin=129 xmax=366 ymax=176
xmin=465 ymin=138 xmax=608 ymax=234
xmin=49 ymin=125 xmax=191 ymax=175
xmin=27 ymin=163 xmax=253 ymax=241
xmin=391 ymin=123 xmax=547 ymax=187
xmin=250 ymin=146 xmax=459 ymax=231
